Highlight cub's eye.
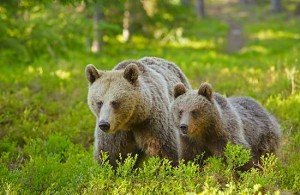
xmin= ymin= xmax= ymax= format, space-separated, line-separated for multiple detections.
xmin=96 ymin=101 xmax=103 ymax=109
xmin=179 ymin=110 xmax=183 ymax=117
xmin=191 ymin=110 xmax=199 ymax=117
xmin=111 ymin=101 xmax=120 ymax=109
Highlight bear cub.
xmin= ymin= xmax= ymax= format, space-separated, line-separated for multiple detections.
xmin=171 ymin=82 xmax=281 ymax=170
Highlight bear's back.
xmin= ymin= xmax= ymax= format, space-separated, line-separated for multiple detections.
xmin=228 ymin=97 xmax=281 ymax=154
xmin=115 ymin=57 xmax=190 ymax=87
xmin=139 ymin=57 xmax=190 ymax=88
xmin=114 ymin=57 xmax=191 ymax=101
xmin=213 ymin=93 xmax=251 ymax=147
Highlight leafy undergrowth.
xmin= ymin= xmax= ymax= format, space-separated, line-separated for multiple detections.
xmin=1 ymin=137 xmax=298 ymax=194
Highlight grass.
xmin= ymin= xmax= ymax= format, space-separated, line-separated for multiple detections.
xmin=1 ymin=1 xmax=300 ymax=194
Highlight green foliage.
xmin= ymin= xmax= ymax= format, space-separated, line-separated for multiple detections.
xmin=224 ymin=142 xmax=252 ymax=170
xmin=116 ymin=154 xmax=138 ymax=178
xmin=1 ymin=0 xmax=300 ymax=194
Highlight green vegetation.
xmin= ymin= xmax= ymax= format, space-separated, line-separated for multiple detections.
xmin=1 ymin=0 xmax=300 ymax=194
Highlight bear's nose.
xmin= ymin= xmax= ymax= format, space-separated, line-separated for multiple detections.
xmin=99 ymin=121 xmax=110 ymax=132
xmin=180 ymin=124 xmax=188 ymax=134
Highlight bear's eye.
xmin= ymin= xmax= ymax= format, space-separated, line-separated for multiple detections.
xmin=111 ymin=101 xmax=120 ymax=109
xmin=191 ymin=110 xmax=199 ymax=118
xmin=96 ymin=101 xmax=103 ymax=109
xmin=179 ymin=110 xmax=183 ymax=117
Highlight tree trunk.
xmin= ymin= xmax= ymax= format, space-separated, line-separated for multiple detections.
xmin=271 ymin=0 xmax=283 ymax=12
xmin=91 ymin=3 xmax=101 ymax=53
xmin=295 ymin=3 xmax=300 ymax=15
xmin=122 ymin=0 xmax=130 ymax=42
xmin=181 ymin=0 xmax=190 ymax=7
xmin=239 ymin=0 xmax=255 ymax=4
xmin=226 ymin=21 xmax=245 ymax=53
xmin=195 ymin=0 xmax=205 ymax=18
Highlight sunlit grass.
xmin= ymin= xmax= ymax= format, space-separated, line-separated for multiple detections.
xmin=266 ymin=93 xmax=300 ymax=126
xmin=167 ymin=38 xmax=220 ymax=50
xmin=25 ymin=66 xmax=44 ymax=75
xmin=52 ymin=69 xmax=71 ymax=80
xmin=240 ymin=45 xmax=268 ymax=54
xmin=252 ymin=30 xmax=300 ymax=40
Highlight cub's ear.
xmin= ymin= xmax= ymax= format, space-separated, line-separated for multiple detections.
xmin=85 ymin=64 xmax=103 ymax=84
xmin=174 ymin=83 xmax=186 ymax=99
xmin=124 ymin=63 xmax=139 ymax=84
xmin=198 ymin=82 xmax=213 ymax=101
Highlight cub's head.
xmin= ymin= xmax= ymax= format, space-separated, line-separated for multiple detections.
xmin=85 ymin=63 xmax=140 ymax=134
xmin=171 ymin=82 xmax=216 ymax=138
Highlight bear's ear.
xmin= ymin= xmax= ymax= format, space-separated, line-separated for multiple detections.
xmin=124 ymin=63 xmax=139 ymax=84
xmin=198 ymin=82 xmax=213 ymax=101
xmin=174 ymin=83 xmax=186 ymax=99
xmin=85 ymin=64 xmax=103 ymax=84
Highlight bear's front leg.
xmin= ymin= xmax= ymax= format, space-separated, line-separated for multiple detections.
xmin=134 ymin=130 xmax=179 ymax=166
xmin=95 ymin=129 xmax=139 ymax=168
xmin=94 ymin=131 xmax=123 ymax=168
xmin=179 ymin=135 xmax=207 ymax=164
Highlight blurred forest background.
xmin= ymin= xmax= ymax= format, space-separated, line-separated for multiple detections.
xmin=1 ymin=0 xmax=300 ymax=194
xmin=1 ymin=0 xmax=299 ymax=62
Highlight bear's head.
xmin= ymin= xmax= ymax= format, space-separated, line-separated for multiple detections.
xmin=171 ymin=82 xmax=218 ymax=138
xmin=86 ymin=63 xmax=140 ymax=134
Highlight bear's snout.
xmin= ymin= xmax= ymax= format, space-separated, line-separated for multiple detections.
xmin=180 ymin=124 xmax=188 ymax=134
xmin=98 ymin=121 xmax=110 ymax=132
